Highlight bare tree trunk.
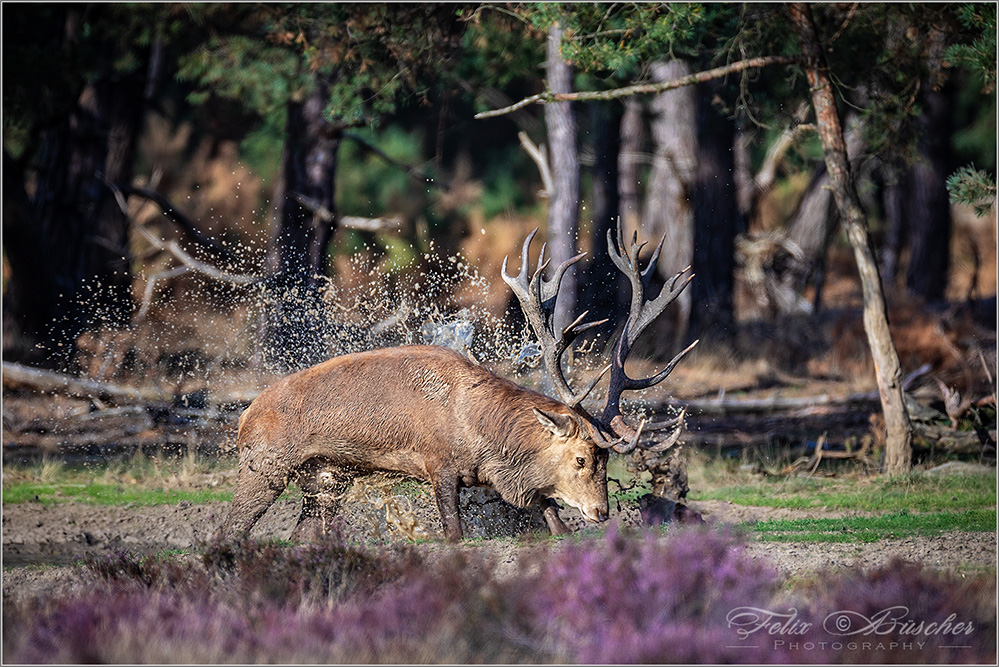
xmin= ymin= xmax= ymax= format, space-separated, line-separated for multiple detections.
xmin=583 ymin=101 xmax=626 ymax=325
xmin=904 ymin=85 xmax=953 ymax=303
xmin=544 ymin=21 xmax=580 ymax=333
xmin=789 ymin=2 xmax=913 ymax=474
xmin=733 ymin=130 xmax=755 ymax=221
xmin=618 ymin=98 xmax=645 ymax=235
xmin=267 ymin=80 xmax=342 ymax=371
xmin=689 ymin=78 xmax=740 ymax=340
xmin=878 ymin=159 xmax=906 ymax=290
xmin=642 ymin=60 xmax=696 ymax=346
xmin=785 ymin=115 xmax=865 ymax=311
xmin=785 ymin=166 xmax=837 ymax=309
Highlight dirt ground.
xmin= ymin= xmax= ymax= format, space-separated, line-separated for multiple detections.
xmin=3 ymin=475 xmax=995 ymax=604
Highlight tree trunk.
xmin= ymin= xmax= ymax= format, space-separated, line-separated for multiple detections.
xmin=617 ymin=97 xmax=645 ymax=234
xmin=785 ymin=115 xmax=865 ymax=311
xmin=266 ymin=81 xmax=342 ymax=371
xmin=689 ymin=78 xmax=740 ymax=340
xmin=878 ymin=159 xmax=906 ymax=290
xmin=641 ymin=60 xmax=696 ymax=347
xmin=904 ymin=85 xmax=953 ymax=303
xmin=583 ymin=101 xmax=626 ymax=326
xmin=2 ymin=7 xmax=144 ymax=367
xmin=544 ymin=21 xmax=581 ymax=333
xmin=789 ymin=2 xmax=913 ymax=474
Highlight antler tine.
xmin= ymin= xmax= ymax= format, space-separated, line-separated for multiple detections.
xmin=642 ymin=234 xmax=667 ymax=288
xmin=641 ymin=408 xmax=686 ymax=453
xmin=503 ymin=229 xmax=608 ymax=410
xmin=601 ymin=218 xmax=695 ymax=434
xmin=595 ymin=407 xmax=686 ymax=454
xmin=668 ymin=264 xmax=692 ymax=292
xmin=542 ymin=251 xmax=587 ymax=308
xmin=641 ymin=405 xmax=686 ymax=432
xmin=623 ymin=339 xmax=699 ymax=393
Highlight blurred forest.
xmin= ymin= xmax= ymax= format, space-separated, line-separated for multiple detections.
xmin=2 ymin=3 xmax=996 ymax=468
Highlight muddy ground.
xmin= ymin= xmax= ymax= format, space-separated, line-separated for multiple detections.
xmin=3 ymin=471 xmax=995 ymax=604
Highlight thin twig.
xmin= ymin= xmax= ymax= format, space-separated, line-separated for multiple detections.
xmin=827 ymin=3 xmax=860 ymax=46
xmin=517 ymin=131 xmax=553 ymax=199
xmin=475 ymin=55 xmax=801 ymax=119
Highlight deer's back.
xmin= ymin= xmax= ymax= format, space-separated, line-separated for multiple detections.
xmin=235 ymin=345 xmax=533 ymax=474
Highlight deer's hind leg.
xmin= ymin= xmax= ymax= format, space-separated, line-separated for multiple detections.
xmin=290 ymin=458 xmax=354 ymax=542
xmin=215 ymin=445 xmax=291 ymax=541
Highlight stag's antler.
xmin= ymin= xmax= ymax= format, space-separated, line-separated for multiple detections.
xmin=503 ymin=221 xmax=695 ymax=454
xmin=502 ymin=229 xmax=609 ymax=412
xmin=598 ymin=219 xmax=697 ymax=453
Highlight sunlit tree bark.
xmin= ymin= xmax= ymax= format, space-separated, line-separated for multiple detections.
xmin=544 ymin=21 xmax=580 ymax=333
xmin=789 ymin=2 xmax=913 ymax=474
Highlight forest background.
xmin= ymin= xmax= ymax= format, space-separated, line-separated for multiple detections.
xmin=2 ymin=3 xmax=996 ymax=474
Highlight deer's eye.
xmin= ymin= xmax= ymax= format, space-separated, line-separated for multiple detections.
xmin=576 ymin=456 xmax=586 ymax=468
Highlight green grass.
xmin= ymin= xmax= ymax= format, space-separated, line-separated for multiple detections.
xmin=689 ymin=469 xmax=996 ymax=512
xmin=747 ymin=509 xmax=997 ymax=543
xmin=2 ymin=452 xmax=237 ymax=506
xmin=2 ymin=482 xmax=232 ymax=506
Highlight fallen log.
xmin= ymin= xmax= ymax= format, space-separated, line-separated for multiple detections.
xmin=2 ymin=362 xmax=173 ymax=404
xmin=2 ymin=362 xmax=262 ymax=407
xmin=659 ymin=392 xmax=879 ymax=415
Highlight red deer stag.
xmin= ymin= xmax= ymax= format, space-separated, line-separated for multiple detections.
xmin=215 ymin=220 xmax=694 ymax=542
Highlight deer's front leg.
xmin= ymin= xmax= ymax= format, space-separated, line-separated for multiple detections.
xmin=542 ymin=497 xmax=571 ymax=536
xmin=431 ymin=469 xmax=464 ymax=542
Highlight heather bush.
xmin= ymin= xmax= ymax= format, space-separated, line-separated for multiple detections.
xmin=199 ymin=534 xmax=404 ymax=607
xmin=85 ymin=548 xmax=162 ymax=587
xmin=509 ymin=524 xmax=785 ymax=663
xmin=783 ymin=559 xmax=997 ymax=664
xmin=8 ymin=527 xmax=996 ymax=664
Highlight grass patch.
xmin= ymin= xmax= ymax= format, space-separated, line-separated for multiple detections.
xmin=689 ymin=466 xmax=996 ymax=512
xmin=2 ymin=481 xmax=232 ymax=506
xmin=3 ymin=452 xmax=237 ymax=506
xmin=748 ymin=509 xmax=997 ymax=543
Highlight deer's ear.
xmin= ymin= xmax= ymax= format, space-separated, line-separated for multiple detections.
xmin=533 ymin=409 xmax=576 ymax=438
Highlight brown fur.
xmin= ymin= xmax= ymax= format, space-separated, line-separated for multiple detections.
xmin=216 ymin=345 xmax=609 ymax=542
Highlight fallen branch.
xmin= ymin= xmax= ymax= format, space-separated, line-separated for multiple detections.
xmin=662 ymin=393 xmax=850 ymax=415
xmin=3 ymin=361 xmax=173 ymax=404
xmin=664 ymin=365 xmax=934 ymax=416
xmin=136 ymin=265 xmax=189 ymax=321
xmin=135 ymin=225 xmax=260 ymax=286
xmin=2 ymin=361 xmax=263 ymax=407
xmin=106 ymin=176 xmax=261 ymax=288
xmin=475 ymin=55 xmax=801 ymax=119
xmin=340 ymin=215 xmax=404 ymax=232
